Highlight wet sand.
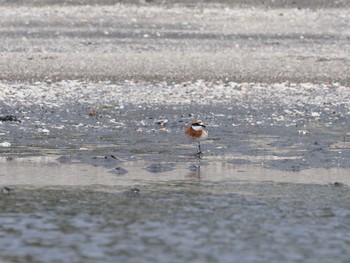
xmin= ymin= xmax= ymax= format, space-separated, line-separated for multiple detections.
xmin=1 ymin=81 xmax=350 ymax=262
xmin=1 ymin=1 xmax=350 ymax=263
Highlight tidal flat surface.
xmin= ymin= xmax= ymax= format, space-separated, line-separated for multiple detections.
xmin=1 ymin=80 xmax=350 ymax=262
xmin=1 ymin=0 xmax=350 ymax=261
xmin=0 ymin=2 xmax=349 ymax=84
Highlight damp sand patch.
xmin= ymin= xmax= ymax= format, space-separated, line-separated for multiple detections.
xmin=0 ymin=155 xmax=349 ymax=189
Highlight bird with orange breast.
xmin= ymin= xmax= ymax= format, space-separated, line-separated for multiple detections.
xmin=185 ymin=119 xmax=208 ymax=157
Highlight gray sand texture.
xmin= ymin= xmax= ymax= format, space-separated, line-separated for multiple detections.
xmin=1 ymin=1 xmax=350 ymax=263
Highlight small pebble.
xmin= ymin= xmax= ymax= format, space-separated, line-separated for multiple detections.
xmin=188 ymin=164 xmax=200 ymax=171
xmin=110 ymin=167 xmax=128 ymax=176
xmin=124 ymin=188 xmax=140 ymax=196
xmin=2 ymin=186 xmax=15 ymax=194
xmin=89 ymin=109 xmax=97 ymax=116
xmin=0 ymin=115 xmax=20 ymax=122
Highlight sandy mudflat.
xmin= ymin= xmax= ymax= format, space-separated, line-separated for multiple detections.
xmin=1 ymin=2 xmax=350 ymax=263
xmin=0 ymin=1 xmax=349 ymax=84
xmin=0 ymin=0 xmax=349 ymax=178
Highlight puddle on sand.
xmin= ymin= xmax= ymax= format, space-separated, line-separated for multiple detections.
xmin=0 ymin=156 xmax=350 ymax=263
xmin=0 ymin=155 xmax=349 ymax=188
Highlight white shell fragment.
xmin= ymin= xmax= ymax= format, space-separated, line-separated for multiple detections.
xmin=0 ymin=142 xmax=11 ymax=147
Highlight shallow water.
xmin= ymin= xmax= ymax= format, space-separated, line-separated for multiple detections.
xmin=1 ymin=157 xmax=350 ymax=263
xmin=1 ymin=155 xmax=350 ymax=186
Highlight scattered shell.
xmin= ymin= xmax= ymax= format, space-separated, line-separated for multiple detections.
xmin=0 ymin=142 xmax=11 ymax=147
xmin=298 ymin=130 xmax=310 ymax=135
xmin=157 ymin=118 xmax=168 ymax=126
xmin=38 ymin=128 xmax=50 ymax=133
xmin=0 ymin=81 xmax=349 ymax=109
xmin=79 ymin=147 xmax=89 ymax=150
xmin=275 ymin=116 xmax=285 ymax=121
xmin=157 ymin=118 xmax=169 ymax=131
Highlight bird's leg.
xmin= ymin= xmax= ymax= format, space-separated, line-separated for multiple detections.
xmin=196 ymin=142 xmax=203 ymax=158
xmin=198 ymin=142 xmax=201 ymax=153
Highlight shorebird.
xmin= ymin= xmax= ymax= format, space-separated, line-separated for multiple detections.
xmin=185 ymin=119 xmax=208 ymax=157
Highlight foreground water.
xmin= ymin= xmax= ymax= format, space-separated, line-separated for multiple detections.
xmin=0 ymin=157 xmax=350 ymax=263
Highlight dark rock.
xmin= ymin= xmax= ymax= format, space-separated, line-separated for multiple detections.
xmin=0 ymin=115 xmax=20 ymax=122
